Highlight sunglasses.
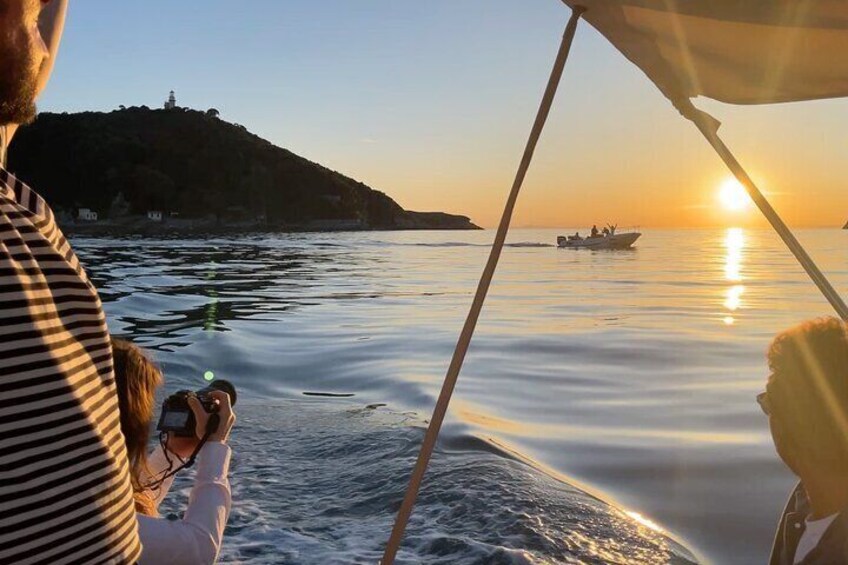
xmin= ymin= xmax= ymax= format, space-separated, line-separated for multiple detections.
xmin=756 ymin=391 xmax=771 ymax=416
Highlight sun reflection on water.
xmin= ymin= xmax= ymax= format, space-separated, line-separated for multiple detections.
xmin=625 ymin=511 xmax=665 ymax=533
xmin=724 ymin=228 xmax=744 ymax=282
xmin=724 ymin=285 xmax=744 ymax=311
xmin=723 ymin=228 xmax=745 ymax=325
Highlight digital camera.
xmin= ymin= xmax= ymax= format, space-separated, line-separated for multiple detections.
xmin=156 ymin=379 xmax=237 ymax=437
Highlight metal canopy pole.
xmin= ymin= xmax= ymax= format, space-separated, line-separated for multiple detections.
xmin=380 ymin=6 xmax=586 ymax=564
xmin=686 ymin=107 xmax=848 ymax=321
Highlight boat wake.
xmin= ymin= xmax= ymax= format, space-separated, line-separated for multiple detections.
xmin=159 ymin=402 xmax=698 ymax=564
xmin=390 ymin=241 xmax=556 ymax=249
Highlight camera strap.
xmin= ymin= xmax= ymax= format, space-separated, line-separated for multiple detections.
xmin=142 ymin=413 xmax=221 ymax=492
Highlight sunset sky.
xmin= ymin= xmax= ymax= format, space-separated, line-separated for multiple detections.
xmin=37 ymin=0 xmax=848 ymax=228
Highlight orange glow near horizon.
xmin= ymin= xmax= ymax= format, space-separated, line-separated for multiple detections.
xmin=342 ymin=114 xmax=847 ymax=230
xmin=335 ymin=99 xmax=848 ymax=229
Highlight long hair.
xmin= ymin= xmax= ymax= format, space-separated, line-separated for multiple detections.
xmin=111 ymin=337 xmax=163 ymax=516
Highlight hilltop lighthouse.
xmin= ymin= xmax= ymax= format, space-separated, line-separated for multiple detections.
xmin=164 ymin=90 xmax=176 ymax=110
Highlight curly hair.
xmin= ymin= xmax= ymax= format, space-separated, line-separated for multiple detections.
xmin=111 ymin=337 xmax=163 ymax=516
xmin=767 ymin=317 xmax=848 ymax=473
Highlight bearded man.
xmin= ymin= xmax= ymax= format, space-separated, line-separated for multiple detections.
xmin=0 ymin=1 xmax=142 ymax=563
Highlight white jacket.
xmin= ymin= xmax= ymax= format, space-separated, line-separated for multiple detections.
xmin=137 ymin=441 xmax=232 ymax=565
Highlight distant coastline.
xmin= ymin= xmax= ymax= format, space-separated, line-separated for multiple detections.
xmin=9 ymin=107 xmax=480 ymax=233
xmin=61 ymin=211 xmax=480 ymax=236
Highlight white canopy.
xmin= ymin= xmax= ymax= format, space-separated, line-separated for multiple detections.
xmin=562 ymin=0 xmax=848 ymax=111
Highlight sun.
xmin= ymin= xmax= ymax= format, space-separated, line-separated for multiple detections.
xmin=718 ymin=178 xmax=751 ymax=212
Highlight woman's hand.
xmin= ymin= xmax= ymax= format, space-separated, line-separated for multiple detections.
xmin=165 ymin=391 xmax=236 ymax=457
xmin=188 ymin=391 xmax=236 ymax=443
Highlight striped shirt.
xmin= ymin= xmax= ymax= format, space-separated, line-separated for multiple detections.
xmin=0 ymin=166 xmax=141 ymax=564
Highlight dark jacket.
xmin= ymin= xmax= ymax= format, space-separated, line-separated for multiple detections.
xmin=770 ymin=482 xmax=848 ymax=564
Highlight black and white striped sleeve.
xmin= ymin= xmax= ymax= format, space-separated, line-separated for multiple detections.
xmin=0 ymin=167 xmax=141 ymax=564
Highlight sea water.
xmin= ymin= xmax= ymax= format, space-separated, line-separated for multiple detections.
xmin=73 ymin=228 xmax=848 ymax=564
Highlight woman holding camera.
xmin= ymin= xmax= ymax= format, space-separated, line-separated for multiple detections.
xmin=112 ymin=339 xmax=236 ymax=565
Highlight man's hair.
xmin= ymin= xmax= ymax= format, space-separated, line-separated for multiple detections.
xmin=767 ymin=317 xmax=848 ymax=473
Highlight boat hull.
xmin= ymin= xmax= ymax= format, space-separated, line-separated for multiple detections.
xmin=557 ymin=232 xmax=641 ymax=249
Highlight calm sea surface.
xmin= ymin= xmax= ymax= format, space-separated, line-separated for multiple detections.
xmin=72 ymin=228 xmax=848 ymax=564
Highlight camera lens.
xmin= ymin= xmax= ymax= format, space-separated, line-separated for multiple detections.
xmin=206 ymin=379 xmax=237 ymax=406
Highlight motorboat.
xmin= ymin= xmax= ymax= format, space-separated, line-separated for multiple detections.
xmin=557 ymin=231 xmax=641 ymax=249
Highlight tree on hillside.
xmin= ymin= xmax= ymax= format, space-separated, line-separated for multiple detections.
xmin=125 ymin=165 xmax=174 ymax=212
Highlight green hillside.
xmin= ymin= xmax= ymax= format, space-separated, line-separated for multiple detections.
xmin=7 ymin=107 xmax=478 ymax=231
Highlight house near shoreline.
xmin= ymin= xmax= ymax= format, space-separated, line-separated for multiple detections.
xmin=147 ymin=210 xmax=163 ymax=222
xmin=77 ymin=208 xmax=97 ymax=222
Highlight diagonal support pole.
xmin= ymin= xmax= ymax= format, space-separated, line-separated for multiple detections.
xmin=688 ymin=109 xmax=848 ymax=565
xmin=380 ymin=6 xmax=586 ymax=564
xmin=687 ymin=107 xmax=848 ymax=321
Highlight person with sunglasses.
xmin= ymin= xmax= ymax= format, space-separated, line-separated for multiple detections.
xmin=759 ymin=317 xmax=848 ymax=564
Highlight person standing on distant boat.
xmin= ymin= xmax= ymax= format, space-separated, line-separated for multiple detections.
xmin=591 ymin=224 xmax=599 ymax=237
xmin=759 ymin=318 xmax=848 ymax=564
xmin=0 ymin=1 xmax=143 ymax=563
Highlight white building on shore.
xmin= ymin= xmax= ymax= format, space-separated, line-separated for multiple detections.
xmin=77 ymin=208 xmax=98 ymax=222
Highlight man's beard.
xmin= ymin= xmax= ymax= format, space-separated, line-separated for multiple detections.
xmin=0 ymin=43 xmax=37 ymax=126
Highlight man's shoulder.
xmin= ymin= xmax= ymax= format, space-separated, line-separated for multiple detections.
xmin=769 ymin=483 xmax=806 ymax=565
xmin=0 ymin=165 xmax=62 ymax=232
xmin=818 ymin=511 xmax=848 ymax=560
xmin=800 ymin=507 xmax=848 ymax=564
xmin=0 ymin=165 xmax=91 ymax=284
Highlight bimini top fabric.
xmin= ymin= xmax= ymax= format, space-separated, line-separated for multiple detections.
xmin=562 ymin=1 xmax=848 ymax=109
